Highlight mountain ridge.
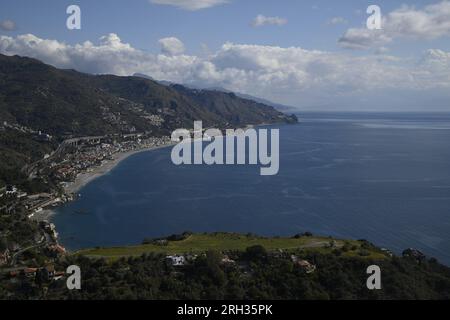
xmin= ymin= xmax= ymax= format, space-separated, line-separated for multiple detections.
xmin=0 ymin=53 xmax=297 ymax=188
xmin=0 ymin=54 xmax=297 ymax=138
xmin=132 ymin=72 xmax=298 ymax=113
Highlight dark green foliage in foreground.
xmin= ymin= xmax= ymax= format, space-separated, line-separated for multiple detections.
xmin=0 ymin=212 xmax=40 ymax=251
xmin=2 ymin=246 xmax=450 ymax=300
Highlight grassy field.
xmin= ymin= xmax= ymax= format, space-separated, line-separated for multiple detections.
xmin=76 ymin=233 xmax=388 ymax=260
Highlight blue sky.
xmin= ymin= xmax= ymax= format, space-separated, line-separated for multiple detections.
xmin=1 ymin=0 xmax=450 ymax=110
xmin=2 ymin=0 xmax=448 ymax=53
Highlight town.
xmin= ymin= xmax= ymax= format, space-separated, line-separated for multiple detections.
xmin=0 ymin=127 xmax=171 ymax=282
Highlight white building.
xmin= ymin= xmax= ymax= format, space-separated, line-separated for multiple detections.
xmin=166 ymin=255 xmax=186 ymax=266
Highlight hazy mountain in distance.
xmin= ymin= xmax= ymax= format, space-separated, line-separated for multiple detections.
xmin=133 ymin=73 xmax=173 ymax=87
xmin=132 ymin=73 xmax=298 ymax=113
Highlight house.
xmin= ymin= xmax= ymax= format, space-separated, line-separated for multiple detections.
xmin=5 ymin=185 xmax=17 ymax=195
xmin=185 ymin=254 xmax=198 ymax=262
xmin=221 ymin=255 xmax=236 ymax=265
xmin=35 ymin=131 xmax=52 ymax=142
xmin=154 ymin=239 xmax=169 ymax=246
xmin=0 ymin=249 xmax=10 ymax=266
xmin=165 ymin=255 xmax=186 ymax=266
xmin=381 ymin=248 xmax=394 ymax=257
xmin=296 ymin=260 xmax=316 ymax=274
xmin=291 ymin=255 xmax=316 ymax=273
xmin=24 ymin=268 xmax=38 ymax=278
xmin=402 ymin=248 xmax=426 ymax=261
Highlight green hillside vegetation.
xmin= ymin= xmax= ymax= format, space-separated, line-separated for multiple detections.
xmin=0 ymin=53 xmax=297 ymax=192
xmin=78 ymin=232 xmax=387 ymax=261
xmin=0 ymin=54 xmax=296 ymax=138
xmin=0 ymin=129 xmax=56 ymax=189
xmin=3 ymin=232 xmax=450 ymax=300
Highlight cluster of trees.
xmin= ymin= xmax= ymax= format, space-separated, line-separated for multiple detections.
xmin=0 ymin=129 xmax=56 ymax=191
xmin=2 ymin=245 xmax=450 ymax=300
xmin=0 ymin=213 xmax=40 ymax=248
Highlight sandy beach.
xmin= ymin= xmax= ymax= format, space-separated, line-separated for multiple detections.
xmin=62 ymin=124 xmax=259 ymax=195
xmin=29 ymin=142 xmax=174 ymax=222
xmin=64 ymin=142 xmax=175 ymax=195
xmin=31 ymin=126 xmax=253 ymax=222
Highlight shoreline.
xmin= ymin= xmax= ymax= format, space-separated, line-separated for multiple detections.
xmin=31 ymin=123 xmax=268 ymax=223
xmin=31 ymin=142 xmax=175 ymax=222
xmin=34 ymin=124 xmax=267 ymax=222
xmin=63 ymin=142 xmax=175 ymax=195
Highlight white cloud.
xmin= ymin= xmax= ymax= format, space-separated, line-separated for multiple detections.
xmin=159 ymin=37 xmax=185 ymax=56
xmin=0 ymin=20 xmax=16 ymax=31
xmin=327 ymin=17 xmax=348 ymax=25
xmin=149 ymin=0 xmax=227 ymax=11
xmin=252 ymin=15 xmax=287 ymax=27
xmin=339 ymin=1 xmax=450 ymax=50
xmin=338 ymin=28 xmax=393 ymax=50
xmin=0 ymin=33 xmax=449 ymax=110
xmin=375 ymin=46 xmax=390 ymax=54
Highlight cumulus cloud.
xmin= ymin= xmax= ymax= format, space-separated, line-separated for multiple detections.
xmin=252 ymin=15 xmax=287 ymax=27
xmin=0 ymin=33 xmax=449 ymax=110
xmin=339 ymin=1 xmax=450 ymax=50
xmin=327 ymin=17 xmax=348 ymax=25
xmin=338 ymin=28 xmax=393 ymax=50
xmin=149 ymin=0 xmax=227 ymax=11
xmin=159 ymin=37 xmax=185 ymax=56
xmin=0 ymin=20 xmax=16 ymax=31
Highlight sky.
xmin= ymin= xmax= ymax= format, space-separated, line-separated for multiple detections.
xmin=0 ymin=0 xmax=450 ymax=111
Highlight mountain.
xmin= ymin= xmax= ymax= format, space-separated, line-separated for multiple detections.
xmin=0 ymin=54 xmax=297 ymax=188
xmin=233 ymin=92 xmax=297 ymax=113
xmin=202 ymin=86 xmax=297 ymax=112
xmin=133 ymin=73 xmax=298 ymax=113
xmin=133 ymin=73 xmax=173 ymax=87
xmin=0 ymin=54 xmax=296 ymax=138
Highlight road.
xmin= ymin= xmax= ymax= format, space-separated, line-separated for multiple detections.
xmin=9 ymin=237 xmax=46 ymax=266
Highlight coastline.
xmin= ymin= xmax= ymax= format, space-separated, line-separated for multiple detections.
xmin=64 ymin=142 xmax=174 ymax=195
xmin=31 ymin=123 xmax=268 ymax=223
xmin=30 ymin=124 xmax=259 ymax=224
xmin=31 ymin=142 xmax=175 ymax=222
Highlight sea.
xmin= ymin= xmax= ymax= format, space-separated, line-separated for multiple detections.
xmin=51 ymin=112 xmax=450 ymax=265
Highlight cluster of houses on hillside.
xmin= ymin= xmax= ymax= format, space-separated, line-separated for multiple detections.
xmin=0 ymin=131 xmax=173 ymax=269
xmin=52 ymin=135 xmax=170 ymax=183
xmin=1 ymin=134 xmax=171 ymax=220
xmin=165 ymin=254 xmax=237 ymax=267
xmin=9 ymin=264 xmax=66 ymax=282
xmin=1 ymin=121 xmax=40 ymax=135
xmin=164 ymin=253 xmax=316 ymax=275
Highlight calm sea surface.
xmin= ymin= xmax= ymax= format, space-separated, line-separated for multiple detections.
xmin=52 ymin=112 xmax=450 ymax=265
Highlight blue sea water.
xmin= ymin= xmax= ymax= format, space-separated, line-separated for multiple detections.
xmin=52 ymin=112 xmax=450 ymax=265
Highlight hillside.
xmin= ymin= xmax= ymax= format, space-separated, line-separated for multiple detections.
xmin=3 ymin=232 xmax=450 ymax=300
xmin=132 ymin=73 xmax=298 ymax=113
xmin=0 ymin=53 xmax=297 ymax=189
xmin=0 ymin=54 xmax=296 ymax=137
xmin=77 ymin=232 xmax=386 ymax=260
